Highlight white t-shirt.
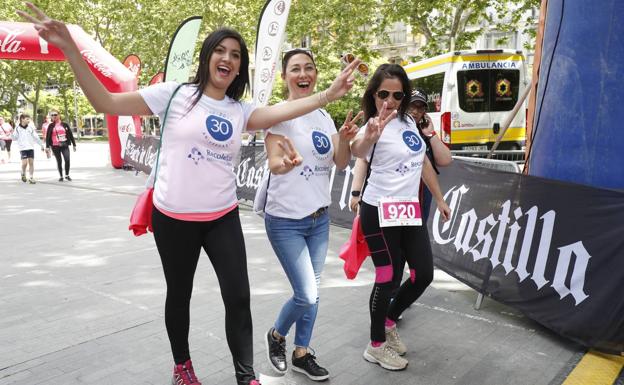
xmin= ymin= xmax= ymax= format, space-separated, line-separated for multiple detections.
xmin=265 ymin=108 xmax=336 ymax=219
xmin=139 ymin=81 xmax=256 ymax=213
xmin=357 ymin=116 xmax=426 ymax=207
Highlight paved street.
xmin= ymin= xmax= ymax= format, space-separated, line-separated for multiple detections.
xmin=0 ymin=143 xmax=584 ymax=385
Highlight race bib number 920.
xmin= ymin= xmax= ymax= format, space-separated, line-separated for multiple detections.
xmin=378 ymin=197 xmax=422 ymax=227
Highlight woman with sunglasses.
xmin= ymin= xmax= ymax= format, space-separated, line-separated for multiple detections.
xmin=19 ymin=4 xmax=359 ymax=385
xmin=350 ymin=64 xmax=451 ymax=371
xmin=45 ymin=110 xmax=76 ymax=181
xmin=262 ymin=48 xmax=360 ymax=381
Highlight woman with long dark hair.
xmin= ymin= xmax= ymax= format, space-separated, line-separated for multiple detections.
xmin=19 ymin=4 xmax=359 ymax=385
xmin=262 ymin=48 xmax=360 ymax=381
xmin=350 ymin=64 xmax=451 ymax=371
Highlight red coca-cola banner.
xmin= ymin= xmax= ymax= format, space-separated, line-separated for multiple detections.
xmin=0 ymin=21 xmax=141 ymax=168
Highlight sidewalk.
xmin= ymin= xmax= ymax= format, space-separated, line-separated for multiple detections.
xmin=0 ymin=143 xmax=585 ymax=385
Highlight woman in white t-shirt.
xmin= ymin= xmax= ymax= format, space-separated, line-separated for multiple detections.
xmin=262 ymin=49 xmax=360 ymax=381
xmin=19 ymin=5 xmax=360 ymax=385
xmin=350 ymin=64 xmax=451 ymax=371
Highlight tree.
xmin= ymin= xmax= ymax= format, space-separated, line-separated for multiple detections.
xmin=380 ymin=0 xmax=540 ymax=58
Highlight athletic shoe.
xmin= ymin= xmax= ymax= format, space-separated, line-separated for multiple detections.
xmin=363 ymin=342 xmax=408 ymax=371
xmin=171 ymin=359 xmax=201 ymax=385
xmin=265 ymin=327 xmax=287 ymax=374
xmin=58 ymin=177 xmax=63 ymax=182
xmin=385 ymin=325 xmax=407 ymax=355
xmin=248 ymin=380 xmax=261 ymax=385
xmin=292 ymin=351 xmax=329 ymax=381
xmin=21 ymin=174 xmax=26 ymax=182
xmin=28 ymin=178 xmax=36 ymax=184
xmin=65 ymin=175 xmax=72 ymax=181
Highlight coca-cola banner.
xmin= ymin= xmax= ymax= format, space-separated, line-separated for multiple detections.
xmin=0 ymin=21 xmax=141 ymax=169
xmin=431 ymin=160 xmax=624 ymax=354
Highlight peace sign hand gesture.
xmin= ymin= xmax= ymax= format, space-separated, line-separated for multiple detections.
xmin=277 ymin=136 xmax=303 ymax=173
xmin=17 ymin=2 xmax=76 ymax=53
xmin=338 ymin=110 xmax=364 ymax=142
xmin=364 ymin=102 xmax=397 ymax=143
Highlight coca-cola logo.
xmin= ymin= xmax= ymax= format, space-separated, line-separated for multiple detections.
xmin=81 ymin=49 xmax=114 ymax=78
xmin=0 ymin=27 xmax=26 ymax=54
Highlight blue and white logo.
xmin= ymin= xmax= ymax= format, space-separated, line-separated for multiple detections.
xmin=312 ymin=131 xmax=331 ymax=155
xmin=402 ymin=131 xmax=423 ymax=152
xmin=205 ymin=115 xmax=233 ymax=141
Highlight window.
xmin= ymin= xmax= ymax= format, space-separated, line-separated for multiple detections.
xmin=457 ymin=69 xmax=520 ymax=112
xmin=410 ymin=73 xmax=444 ymax=112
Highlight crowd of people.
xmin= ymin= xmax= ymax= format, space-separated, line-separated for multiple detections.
xmin=17 ymin=3 xmax=454 ymax=385
xmin=0 ymin=110 xmax=76 ymax=183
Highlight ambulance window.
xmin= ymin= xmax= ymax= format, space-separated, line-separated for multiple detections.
xmin=457 ymin=69 xmax=520 ymax=112
xmin=457 ymin=70 xmax=489 ymax=113
xmin=410 ymin=73 xmax=444 ymax=112
xmin=491 ymin=70 xmax=519 ymax=111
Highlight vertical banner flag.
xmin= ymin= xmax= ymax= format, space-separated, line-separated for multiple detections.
xmin=149 ymin=72 xmax=165 ymax=86
xmin=164 ymin=16 xmax=203 ymax=83
xmin=253 ymin=0 xmax=292 ymax=106
xmin=123 ymin=54 xmax=142 ymax=78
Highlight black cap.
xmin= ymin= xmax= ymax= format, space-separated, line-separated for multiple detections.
xmin=410 ymin=89 xmax=428 ymax=107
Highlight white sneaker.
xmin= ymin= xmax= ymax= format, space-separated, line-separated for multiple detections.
xmin=385 ymin=325 xmax=407 ymax=355
xmin=363 ymin=342 xmax=408 ymax=371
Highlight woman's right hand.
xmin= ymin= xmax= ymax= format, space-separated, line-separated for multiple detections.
xmin=349 ymin=196 xmax=360 ymax=213
xmin=277 ymin=136 xmax=303 ymax=173
xmin=18 ymin=2 xmax=77 ymax=53
xmin=364 ymin=102 xmax=397 ymax=143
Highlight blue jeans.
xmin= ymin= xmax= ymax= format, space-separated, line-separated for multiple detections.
xmin=264 ymin=211 xmax=329 ymax=348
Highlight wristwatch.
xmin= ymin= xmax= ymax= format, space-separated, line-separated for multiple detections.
xmin=424 ymin=131 xmax=436 ymax=139
xmin=351 ymin=190 xmax=361 ymax=197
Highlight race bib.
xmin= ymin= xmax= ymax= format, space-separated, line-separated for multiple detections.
xmin=57 ymin=133 xmax=67 ymax=142
xmin=378 ymin=197 xmax=422 ymax=227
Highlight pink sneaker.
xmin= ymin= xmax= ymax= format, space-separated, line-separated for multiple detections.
xmin=248 ymin=380 xmax=261 ymax=385
xmin=172 ymin=359 xmax=201 ymax=385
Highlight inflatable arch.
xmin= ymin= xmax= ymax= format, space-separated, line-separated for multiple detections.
xmin=0 ymin=21 xmax=141 ymax=168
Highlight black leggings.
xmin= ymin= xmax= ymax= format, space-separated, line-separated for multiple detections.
xmin=360 ymin=202 xmax=434 ymax=342
xmin=51 ymin=146 xmax=70 ymax=177
xmin=152 ymin=206 xmax=255 ymax=385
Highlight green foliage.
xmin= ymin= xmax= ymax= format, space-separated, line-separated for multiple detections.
xmin=1 ymin=0 xmax=537 ymax=128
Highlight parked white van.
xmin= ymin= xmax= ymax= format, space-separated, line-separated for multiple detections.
xmin=404 ymin=49 xmax=528 ymax=150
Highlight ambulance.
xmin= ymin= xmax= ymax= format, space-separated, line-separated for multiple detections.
xmin=403 ymin=49 xmax=528 ymax=150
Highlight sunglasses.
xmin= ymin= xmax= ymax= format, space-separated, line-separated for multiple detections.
xmin=50 ymin=114 xmax=58 ymax=116
xmin=376 ymin=90 xmax=405 ymax=101
xmin=341 ymin=53 xmax=369 ymax=76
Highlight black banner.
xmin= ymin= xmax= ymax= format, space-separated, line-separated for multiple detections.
xmin=234 ymin=145 xmax=358 ymax=228
xmin=123 ymin=134 xmax=160 ymax=174
xmin=430 ymin=160 xmax=624 ymax=354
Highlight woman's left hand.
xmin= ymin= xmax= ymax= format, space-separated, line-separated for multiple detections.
xmin=338 ymin=110 xmax=363 ymax=142
xmin=436 ymin=200 xmax=451 ymax=222
xmin=324 ymin=59 xmax=360 ymax=102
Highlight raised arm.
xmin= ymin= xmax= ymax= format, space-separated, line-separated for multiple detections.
xmin=18 ymin=3 xmax=152 ymax=116
xmin=246 ymin=60 xmax=360 ymax=131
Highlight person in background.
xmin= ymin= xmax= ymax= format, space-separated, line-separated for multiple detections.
xmin=45 ymin=110 xmax=76 ymax=181
xmin=0 ymin=116 xmax=14 ymax=162
xmin=12 ymin=113 xmax=45 ymax=183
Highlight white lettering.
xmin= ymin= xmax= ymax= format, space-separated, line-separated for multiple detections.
xmin=0 ymin=27 xmax=25 ymax=54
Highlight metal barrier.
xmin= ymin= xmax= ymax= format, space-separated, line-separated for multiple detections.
xmin=451 ymin=150 xmax=526 ymax=163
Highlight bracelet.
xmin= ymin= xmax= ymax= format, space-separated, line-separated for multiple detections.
xmin=318 ymin=91 xmax=330 ymax=107
xmin=351 ymin=190 xmax=361 ymax=197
